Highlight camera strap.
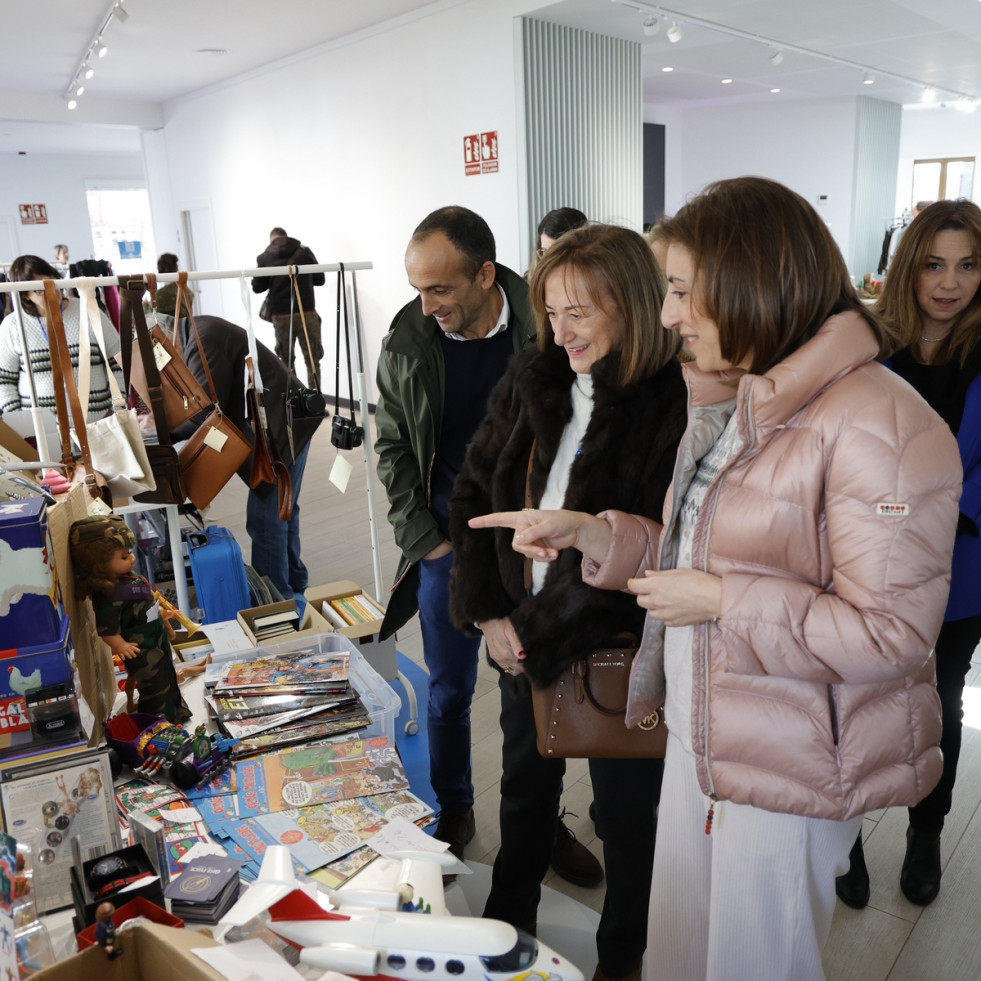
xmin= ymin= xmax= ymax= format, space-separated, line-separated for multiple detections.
xmin=334 ymin=262 xmax=359 ymax=429
xmin=288 ymin=247 xmax=320 ymax=390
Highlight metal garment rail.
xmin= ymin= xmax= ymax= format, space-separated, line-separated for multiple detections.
xmin=0 ymin=261 xmax=392 ymax=631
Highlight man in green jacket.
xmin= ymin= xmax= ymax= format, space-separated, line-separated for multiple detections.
xmin=375 ymin=206 xmax=536 ymax=861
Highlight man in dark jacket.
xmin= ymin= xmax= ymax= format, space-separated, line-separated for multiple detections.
xmin=252 ymin=228 xmax=325 ymax=388
xmin=374 ymin=206 xmax=535 ymax=863
xmin=175 ymin=315 xmax=325 ymax=602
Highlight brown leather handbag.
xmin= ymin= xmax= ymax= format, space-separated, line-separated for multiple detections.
xmin=124 ymin=272 xmax=209 ymax=429
xmin=531 ymin=640 xmax=667 ymax=759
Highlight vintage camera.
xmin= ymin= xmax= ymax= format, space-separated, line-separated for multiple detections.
xmin=286 ymin=387 xmax=328 ymax=418
xmin=331 ymin=415 xmax=364 ymax=450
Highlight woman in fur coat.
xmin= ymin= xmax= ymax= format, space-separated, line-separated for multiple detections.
xmin=449 ymin=223 xmax=687 ymax=981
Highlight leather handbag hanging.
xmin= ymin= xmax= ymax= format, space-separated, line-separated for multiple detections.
xmin=43 ymin=281 xmax=113 ymax=510
xmin=125 ymin=272 xmax=209 ymax=429
xmin=118 ymin=283 xmax=186 ymax=506
xmin=521 ymin=439 xmax=667 ymax=759
xmin=246 ymin=354 xmax=293 ymax=521
xmin=177 ymin=308 xmax=253 ymax=509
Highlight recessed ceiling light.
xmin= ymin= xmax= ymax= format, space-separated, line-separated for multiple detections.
xmin=661 ymin=66 xmax=673 ymax=73
xmin=770 ymin=88 xmax=781 ymax=94
xmin=721 ymin=78 xmax=733 ymax=84
xmin=922 ymin=87 xmax=937 ymax=103
xmin=196 ymin=48 xmax=228 ymax=56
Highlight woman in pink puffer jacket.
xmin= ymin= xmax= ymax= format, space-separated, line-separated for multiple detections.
xmin=469 ymin=177 xmax=962 ymax=981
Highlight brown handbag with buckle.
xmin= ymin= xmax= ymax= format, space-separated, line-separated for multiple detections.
xmin=521 ymin=438 xmax=667 ymax=759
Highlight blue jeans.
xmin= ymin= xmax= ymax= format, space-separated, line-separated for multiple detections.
xmin=246 ymin=441 xmax=311 ymax=600
xmin=417 ymin=549 xmax=480 ymax=812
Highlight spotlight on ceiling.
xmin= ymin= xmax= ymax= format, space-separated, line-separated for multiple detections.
xmin=863 ymin=72 xmax=874 ymax=85
xmin=97 ymin=41 xmax=108 ymax=58
xmin=666 ymin=22 xmax=683 ymax=43
xmin=768 ymin=48 xmax=783 ymax=66
xmin=67 ymin=100 xmax=77 ymax=110
xmin=956 ymin=97 xmax=977 ymax=113
xmin=113 ymin=1 xmax=128 ymax=22
xmin=75 ymin=85 xmax=85 ymax=97
xmin=642 ymin=15 xmax=660 ymax=37
xmin=922 ymin=87 xmax=937 ymax=103
xmin=84 ymin=66 xmax=94 ymax=79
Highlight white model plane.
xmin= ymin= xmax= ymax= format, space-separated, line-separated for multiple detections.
xmin=219 ymin=845 xmax=584 ymax=981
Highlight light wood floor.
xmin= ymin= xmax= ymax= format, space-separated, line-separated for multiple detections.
xmin=205 ymin=419 xmax=981 ymax=980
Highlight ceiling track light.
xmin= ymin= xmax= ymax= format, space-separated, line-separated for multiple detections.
xmin=768 ymin=48 xmax=783 ymax=66
xmin=642 ymin=15 xmax=660 ymax=36
xmin=922 ymin=87 xmax=937 ymax=103
xmin=863 ymin=71 xmax=874 ymax=85
xmin=666 ymin=21 xmax=683 ymax=43
xmin=67 ymin=100 xmax=77 ymax=110
xmin=84 ymin=67 xmax=95 ymax=79
xmin=113 ymin=1 xmax=128 ymax=22
xmin=64 ymin=0 xmax=128 ymax=99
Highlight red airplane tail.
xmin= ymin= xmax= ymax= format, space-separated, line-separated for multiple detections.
xmin=268 ymin=889 xmax=350 ymax=923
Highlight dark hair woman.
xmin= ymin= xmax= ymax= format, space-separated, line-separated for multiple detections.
xmin=469 ymin=178 xmax=962 ymax=979
xmin=450 ymin=222 xmax=686 ymax=981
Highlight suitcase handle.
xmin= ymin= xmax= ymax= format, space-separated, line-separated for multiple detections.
xmin=186 ymin=531 xmax=209 ymax=550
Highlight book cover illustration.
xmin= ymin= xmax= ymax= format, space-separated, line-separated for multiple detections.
xmin=164 ymin=854 xmax=242 ymax=904
xmin=212 ymin=689 xmax=356 ymax=722
xmin=234 ymin=735 xmax=407 ymax=818
xmin=218 ymin=697 xmax=366 ymax=741
xmin=229 ymin=714 xmax=372 ymax=759
xmin=214 ymin=651 xmax=350 ymax=696
xmin=182 ymin=767 xmax=237 ymax=801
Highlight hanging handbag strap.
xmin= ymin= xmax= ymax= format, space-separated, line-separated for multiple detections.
xmin=246 ymin=355 xmax=293 ymax=521
xmin=177 ymin=273 xmax=221 ymax=408
xmin=523 ymin=437 xmax=537 ymax=592
xmin=333 ymin=263 xmax=359 ymax=428
xmin=289 ymin=247 xmax=319 ymax=389
xmin=75 ymin=277 xmax=124 ymax=411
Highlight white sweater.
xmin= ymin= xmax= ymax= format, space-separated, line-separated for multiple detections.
xmin=0 ymin=298 xmax=123 ymax=422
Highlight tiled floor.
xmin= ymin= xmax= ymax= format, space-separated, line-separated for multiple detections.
xmin=206 ymin=419 xmax=981 ymax=979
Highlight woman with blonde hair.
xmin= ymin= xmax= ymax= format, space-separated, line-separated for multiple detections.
xmin=451 ymin=222 xmax=686 ymax=981
xmin=471 ymin=178 xmax=961 ymax=979
xmin=836 ymin=198 xmax=981 ymax=909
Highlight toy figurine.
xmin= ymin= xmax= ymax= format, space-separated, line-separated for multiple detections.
xmin=95 ymin=902 xmax=122 ymax=960
xmin=70 ymin=515 xmax=191 ymax=724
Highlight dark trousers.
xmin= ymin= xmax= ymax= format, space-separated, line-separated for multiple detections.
xmin=483 ymin=673 xmax=663 ymax=977
xmin=909 ymin=614 xmax=981 ymax=835
xmin=271 ymin=309 xmax=323 ymax=389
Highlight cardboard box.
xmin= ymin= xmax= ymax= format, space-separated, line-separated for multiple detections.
xmin=236 ymin=598 xmax=332 ymax=647
xmin=0 ymin=497 xmax=65 ymax=649
xmin=304 ymin=581 xmax=397 ymax=680
xmin=76 ymin=895 xmax=184 ymax=950
xmin=0 ymin=615 xmax=74 ymax=738
xmin=33 ymin=922 xmax=226 ymax=981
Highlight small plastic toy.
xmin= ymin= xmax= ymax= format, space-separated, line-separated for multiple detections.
xmin=104 ymin=712 xmax=236 ymax=790
xmin=95 ymin=902 xmax=122 ymax=959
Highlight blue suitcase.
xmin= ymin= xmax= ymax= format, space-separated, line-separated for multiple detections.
xmin=185 ymin=525 xmax=250 ymax=624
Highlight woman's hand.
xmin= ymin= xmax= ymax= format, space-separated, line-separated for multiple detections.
xmin=468 ymin=509 xmax=612 ymax=563
xmin=478 ymin=616 xmax=527 ymax=676
xmin=627 ymin=569 xmax=723 ymax=627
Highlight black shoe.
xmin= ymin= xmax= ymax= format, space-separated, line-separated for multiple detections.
xmin=550 ymin=810 xmax=604 ymax=888
xmin=900 ymin=827 xmax=942 ymax=906
xmin=588 ymin=801 xmax=596 ymax=824
xmin=835 ymin=832 xmax=870 ymax=909
xmin=434 ymin=807 xmax=476 ymax=862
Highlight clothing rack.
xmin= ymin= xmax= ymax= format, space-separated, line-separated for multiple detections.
xmin=0 ymin=260 xmax=392 ymax=623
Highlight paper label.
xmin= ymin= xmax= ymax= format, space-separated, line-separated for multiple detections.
xmin=152 ymin=340 xmax=172 ymax=370
xmin=87 ymin=496 xmax=113 ymax=516
xmin=204 ymin=426 xmax=229 ymax=452
xmin=329 ymin=453 xmax=353 ymax=493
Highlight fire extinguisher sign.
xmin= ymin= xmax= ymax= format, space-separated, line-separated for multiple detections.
xmin=463 ymin=131 xmax=499 ymax=176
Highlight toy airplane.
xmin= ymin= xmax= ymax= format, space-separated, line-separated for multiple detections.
xmin=219 ymin=845 xmax=583 ymax=981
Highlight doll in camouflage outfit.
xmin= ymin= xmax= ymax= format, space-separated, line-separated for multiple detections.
xmin=70 ymin=515 xmax=191 ymax=724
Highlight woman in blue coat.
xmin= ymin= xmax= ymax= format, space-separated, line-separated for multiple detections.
xmin=837 ymin=198 xmax=981 ymax=908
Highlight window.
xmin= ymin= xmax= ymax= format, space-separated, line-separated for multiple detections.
xmin=911 ymin=157 xmax=975 ymax=204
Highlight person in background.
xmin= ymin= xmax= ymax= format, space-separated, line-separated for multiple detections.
xmin=471 ymin=177 xmax=961 ymax=979
xmin=450 ymin=223 xmax=686 ymax=981
xmin=527 ymin=207 xmax=587 ymax=279
xmin=173 ymin=316 xmax=325 ymax=605
xmin=836 ymin=198 xmax=981 ymax=909
xmin=153 ymin=253 xmax=194 ymax=318
xmin=252 ymin=227 xmax=325 ymax=388
xmin=53 ymin=244 xmax=70 ymax=269
xmin=0 ymin=254 xmax=122 ymax=420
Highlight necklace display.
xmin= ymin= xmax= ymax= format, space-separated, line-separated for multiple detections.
xmin=920 ymin=334 xmax=948 ymax=343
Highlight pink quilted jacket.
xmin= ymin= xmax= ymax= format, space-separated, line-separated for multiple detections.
xmin=584 ymin=313 xmax=962 ymax=820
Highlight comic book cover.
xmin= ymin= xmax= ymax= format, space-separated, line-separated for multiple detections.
xmin=214 ymin=651 xmax=349 ymax=696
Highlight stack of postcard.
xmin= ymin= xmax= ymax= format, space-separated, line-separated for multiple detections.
xmin=206 ymin=649 xmax=372 ymax=757
xmin=164 ymin=853 xmax=243 ymax=923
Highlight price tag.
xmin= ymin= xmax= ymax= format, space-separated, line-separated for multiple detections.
xmin=203 ymin=426 xmax=229 ymax=452
xmin=152 ymin=340 xmax=172 ymax=370
xmin=329 ymin=453 xmax=353 ymax=492
xmin=87 ymin=496 xmax=113 ymax=516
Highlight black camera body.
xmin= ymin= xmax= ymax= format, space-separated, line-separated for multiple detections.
xmin=331 ymin=415 xmax=364 ymax=449
xmin=287 ymin=387 xmax=328 ymax=418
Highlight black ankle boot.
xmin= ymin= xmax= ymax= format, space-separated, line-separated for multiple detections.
xmin=900 ymin=827 xmax=942 ymax=906
xmin=835 ymin=832 xmax=870 ymax=909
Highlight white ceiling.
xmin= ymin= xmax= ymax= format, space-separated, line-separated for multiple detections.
xmin=1 ymin=0 xmax=980 ymax=154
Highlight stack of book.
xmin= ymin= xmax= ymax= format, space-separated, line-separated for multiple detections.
xmin=206 ymin=649 xmax=371 ymax=757
xmin=321 ymin=592 xmax=384 ymax=629
xmin=249 ymin=607 xmax=301 ymax=643
xmin=164 ymin=854 xmax=243 ymax=924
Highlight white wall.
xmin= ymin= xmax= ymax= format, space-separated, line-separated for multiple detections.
xmin=644 ymin=98 xmax=860 ymax=270
xmin=896 ymin=108 xmax=981 ymax=211
xmin=0 ymin=151 xmax=144 ymax=265
xmin=149 ymin=0 xmax=548 ymax=396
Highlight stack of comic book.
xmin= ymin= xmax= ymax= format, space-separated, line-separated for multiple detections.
xmin=206 ymin=649 xmax=371 ymax=757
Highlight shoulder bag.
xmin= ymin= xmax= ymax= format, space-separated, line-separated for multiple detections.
xmin=522 ymin=439 xmax=667 ymax=759
xmin=74 ymin=278 xmax=156 ymax=498
xmin=177 ymin=301 xmax=253 ymax=509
